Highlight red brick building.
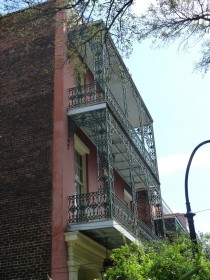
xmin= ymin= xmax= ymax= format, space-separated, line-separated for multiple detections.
xmin=0 ymin=4 xmax=164 ymax=280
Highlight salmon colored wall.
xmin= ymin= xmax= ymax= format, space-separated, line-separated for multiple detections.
xmin=86 ymin=69 xmax=94 ymax=84
xmin=52 ymin=10 xmax=75 ymax=280
xmin=114 ymin=170 xmax=131 ymax=200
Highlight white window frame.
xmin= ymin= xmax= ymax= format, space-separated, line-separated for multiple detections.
xmin=124 ymin=189 xmax=132 ymax=210
xmin=74 ymin=68 xmax=86 ymax=87
xmin=74 ymin=134 xmax=89 ymax=195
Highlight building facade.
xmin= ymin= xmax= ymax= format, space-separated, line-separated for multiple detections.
xmin=162 ymin=200 xmax=188 ymax=237
xmin=0 ymin=6 xmax=164 ymax=280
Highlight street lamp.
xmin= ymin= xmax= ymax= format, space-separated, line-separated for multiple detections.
xmin=184 ymin=140 xmax=210 ymax=244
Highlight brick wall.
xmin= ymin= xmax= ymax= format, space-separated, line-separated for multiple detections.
xmin=136 ymin=190 xmax=152 ymax=228
xmin=0 ymin=9 xmax=55 ymax=280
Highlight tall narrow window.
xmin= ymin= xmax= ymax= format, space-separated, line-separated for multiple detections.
xmin=74 ymin=134 xmax=89 ymax=195
xmin=124 ymin=189 xmax=132 ymax=210
xmin=74 ymin=69 xmax=86 ymax=87
xmin=75 ymin=150 xmax=84 ymax=195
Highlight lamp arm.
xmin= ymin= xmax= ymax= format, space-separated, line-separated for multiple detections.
xmin=185 ymin=140 xmax=210 ymax=212
xmin=184 ymin=140 xmax=210 ymax=243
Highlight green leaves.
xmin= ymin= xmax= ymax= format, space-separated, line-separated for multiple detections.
xmin=137 ymin=0 xmax=210 ymax=73
xmin=105 ymin=236 xmax=210 ymax=280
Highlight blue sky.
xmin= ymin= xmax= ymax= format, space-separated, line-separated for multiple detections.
xmin=124 ymin=3 xmax=210 ymax=233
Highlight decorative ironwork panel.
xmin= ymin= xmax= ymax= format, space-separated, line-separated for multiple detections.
xmin=68 ymin=190 xmax=111 ymax=223
xmin=112 ymin=195 xmax=136 ymax=234
xmin=154 ymin=219 xmax=165 ymax=238
xmin=164 ymin=217 xmax=186 ymax=233
xmin=109 ymin=113 xmax=157 ymax=188
xmin=106 ymin=88 xmax=149 ymax=170
xmin=90 ymin=40 xmax=104 ymax=82
xmin=143 ymin=125 xmax=157 ymax=162
xmin=127 ymin=147 xmax=138 ymax=219
xmin=136 ymin=187 xmax=155 ymax=231
xmin=68 ymin=82 xmax=105 ymax=109
xmin=149 ymin=187 xmax=163 ymax=220
xmin=92 ymin=109 xmax=114 ymax=195
xmin=136 ymin=219 xmax=159 ymax=240
xmin=122 ymin=79 xmax=129 ymax=120
xmin=164 ymin=218 xmax=177 ymax=232
xmin=147 ymin=184 xmax=165 ymax=237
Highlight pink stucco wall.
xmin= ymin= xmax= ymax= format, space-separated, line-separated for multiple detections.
xmin=86 ymin=69 xmax=94 ymax=84
xmin=52 ymin=10 xmax=75 ymax=280
xmin=114 ymin=170 xmax=132 ymax=200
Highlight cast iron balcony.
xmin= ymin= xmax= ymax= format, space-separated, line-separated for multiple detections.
xmin=68 ymin=82 xmax=158 ymax=178
xmin=67 ymin=190 xmax=158 ymax=245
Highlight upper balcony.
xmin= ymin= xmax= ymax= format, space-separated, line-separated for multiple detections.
xmin=68 ymin=82 xmax=159 ymax=179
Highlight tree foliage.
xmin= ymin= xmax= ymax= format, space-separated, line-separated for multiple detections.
xmin=136 ymin=0 xmax=210 ymax=73
xmin=105 ymin=235 xmax=210 ymax=280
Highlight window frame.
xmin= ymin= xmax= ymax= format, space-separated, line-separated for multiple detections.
xmin=124 ymin=189 xmax=132 ymax=210
xmin=74 ymin=134 xmax=89 ymax=195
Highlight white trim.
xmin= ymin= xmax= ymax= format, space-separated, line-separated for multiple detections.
xmin=68 ymin=103 xmax=107 ymax=116
xmin=124 ymin=189 xmax=132 ymax=209
xmin=65 ymin=231 xmax=107 ymax=279
xmin=74 ymin=134 xmax=89 ymax=155
xmin=67 ymin=220 xmax=137 ymax=243
xmin=74 ymin=134 xmax=89 ymax=194
xmin=124 ymin=189 xmax=132 ymax=201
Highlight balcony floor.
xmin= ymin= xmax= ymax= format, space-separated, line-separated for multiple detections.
xmin=67 ymin=219 xmax=137 ymax=249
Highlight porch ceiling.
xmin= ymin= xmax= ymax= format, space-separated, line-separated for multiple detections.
xmin=82 ymin=125 xmax=147 ymax=190
xmin=67 ymin=219 xmax=137 ymax=249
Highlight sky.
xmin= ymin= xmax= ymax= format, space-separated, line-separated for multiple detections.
xmin=124 ymin=1 xmax=210 ymax=233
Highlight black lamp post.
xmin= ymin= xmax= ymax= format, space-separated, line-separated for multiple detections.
xmin=184 ymin=140 xmax=210 ymax=244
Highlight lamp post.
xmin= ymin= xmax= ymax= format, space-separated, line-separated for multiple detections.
xmin=184 ymin=140 xmax=210 ymax=244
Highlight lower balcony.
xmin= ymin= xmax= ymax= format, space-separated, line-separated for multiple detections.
xmin=67 ymin=190 xmax=158 ymax=249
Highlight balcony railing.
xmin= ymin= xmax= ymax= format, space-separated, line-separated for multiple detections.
xmin=164 ymin=217 xmax=187 ymax=233
xmin=67 ymin=190 xmax=158 ymax=241
xmin=68 ymin=82 xmax=158 ymax=177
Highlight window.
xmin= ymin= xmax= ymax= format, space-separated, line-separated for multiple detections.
xmin=124 ymin=189 xmax=132 ymax=210
xmin=74 ymin=134 xmax=89 ymax=195
xmin=75 ymin=150 xmax=84 ymax=194
xmin=74 ymin=68 xmax=86 ymax=87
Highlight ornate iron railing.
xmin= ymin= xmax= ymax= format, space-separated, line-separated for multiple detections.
xmin=112 ymin=195 xmax=136 ymax=234
xmin=68 ymin=82 xmax=105 ymax=108
xmin=68 ymin=190 xmax=111 ymax=223
xmin=164 ymin=217 xmax=187 ymax=233
xmin=68 ymin=190 xmax=158 ymax=241
xmin=68 ymin=83 xmax=158 ymax=176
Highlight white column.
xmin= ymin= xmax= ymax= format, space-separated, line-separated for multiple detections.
xmin=67 ymin=260 xmax=79 ymax=280
xmin=67 ymin=241 xmax=80 ymax=280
